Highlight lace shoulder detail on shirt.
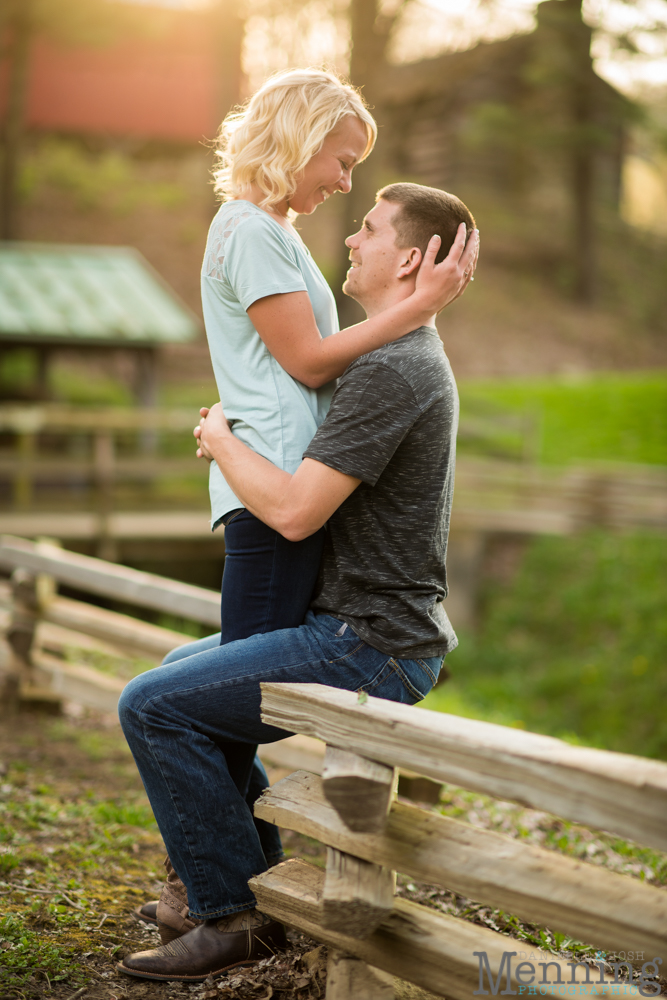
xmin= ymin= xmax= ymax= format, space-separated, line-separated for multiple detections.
xmin=203 ymin=204 xmax=266 ymax=281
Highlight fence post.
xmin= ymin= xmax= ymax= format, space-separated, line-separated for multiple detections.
xmin=0 ymin=569 xmax=59 ymax=714
xmin=322 ymin=847 xmax=394 ymax=937
xmin=94 ymin=430 xmax=117 ymax=561
xmin=326 ymin=950 xmax=393 ymax=999
xmin=320 ymin=747 xmax=397 ymax=997
xmin=321 ymin=746 xmax=396 ymax=833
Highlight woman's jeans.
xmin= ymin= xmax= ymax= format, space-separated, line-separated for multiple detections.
xmin=119 ymin=611 xmax=443 ymax=919
xmin=162 ymin=509 xmax=326 ymax=867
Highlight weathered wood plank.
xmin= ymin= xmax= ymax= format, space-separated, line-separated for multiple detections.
xmin=0 ymin=513 xmax=215 ymax=541
xmin=42 ymin=595 xmax=192 ymax=660
xmin=254 ymin=770 xmax=667 ymax=956
xmin=322 ymin=746 xmax=396 ymax=834
xmin=322 ymin=848 xmax=395 ymax=938
xmin=257 ymin=738 xmax=445 ymax=808
xmin=326 ymin=951 xmax=394 ymax=999
xmin=249 ymin=859 xmax=627 ymax=1000
xmin=32 ymin=650 xmax=125 ymax=714
xmin=258 ymin=735 xmax=326 ymax=775
xmin=259 ymin=683 xmax=667 ymax=852
xmin=0 ymin=535 xmax=220 ymax=625
xmin=37 ymin=620 xmax=141 ymax=662
xmin=0 ymin=405 xmax=200 ymax=433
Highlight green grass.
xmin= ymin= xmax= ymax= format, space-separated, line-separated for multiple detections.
xmin=426 ymin=530 xmax=667 ymax=759
xmin=459 ymin=372 xmax=667 ymax=466
xmin=0 ymin=719 xmax=164 ymax=993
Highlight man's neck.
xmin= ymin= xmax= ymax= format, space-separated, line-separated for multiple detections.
xmin=363 ymin=297 xmax=436 ymax=328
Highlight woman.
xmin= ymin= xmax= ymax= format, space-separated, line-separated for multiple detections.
xmin=136 ymin=68 xmax=476 ymax=938
xmin=204 ymin=67 xmax=474 ymax=638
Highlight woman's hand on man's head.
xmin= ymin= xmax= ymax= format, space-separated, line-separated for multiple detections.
xmin=414 ymin=223 xmax=479 ymax=315
xmin=194 ymin=404 xmax=231 ymax=462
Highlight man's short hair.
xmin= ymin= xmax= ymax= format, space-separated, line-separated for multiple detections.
xmin=377 ymin=183 xmax=475 ymax=265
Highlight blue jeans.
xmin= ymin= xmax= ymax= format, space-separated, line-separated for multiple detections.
xmin=161 ymin=508 xmax=327 ymax=867
xmin=219 ymin=508 xmax=325 ymax=639
xmin=119 ymin=611 xmax=443 ymax=919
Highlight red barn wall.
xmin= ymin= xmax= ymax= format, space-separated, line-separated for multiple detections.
xmin=0 ymin=7 xmax=237 ymax=143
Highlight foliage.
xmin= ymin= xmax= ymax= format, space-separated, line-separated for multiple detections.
xmin=20 ymin=138 xmax=186 ymax=214
xmin=0 ymin=0 xmax=140 ymax=49
xmin=425 ymin=530 xmax=667 ymax=758
xmin=458 ymin=372 xmax=667 ymax=466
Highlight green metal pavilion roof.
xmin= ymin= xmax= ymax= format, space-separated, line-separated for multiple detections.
xmin=0 ymin=242 xmax=201 ymax=347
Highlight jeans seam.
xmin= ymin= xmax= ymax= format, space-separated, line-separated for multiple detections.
xmin=388 ymin=658 xmax=426 ymax=702
xmin=260 ymin=530 xmax=280 ymax=635
xmin=416 ymin=657 xmax=438 ymax=687
xmin=327 ymin=641 xmax=365 ymax=664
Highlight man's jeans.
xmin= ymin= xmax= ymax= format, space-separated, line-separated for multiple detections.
xmin=162 ymin=635 xmax=284 ymax=867
xmin=118 ymin=611 xmax=443 ymax=920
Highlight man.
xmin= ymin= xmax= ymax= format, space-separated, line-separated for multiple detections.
xmin=117 ymin=182 xmax=477 ymax=983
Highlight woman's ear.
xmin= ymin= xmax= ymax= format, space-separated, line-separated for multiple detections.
xmin=397 ymin=246 xmax=423 ymax=279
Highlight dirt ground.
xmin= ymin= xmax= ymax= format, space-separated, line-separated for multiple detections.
xmin=0 ymin=709 xmax=439 ymax=1000
xmin=0 ymin=707 xmax=318 ymax=1000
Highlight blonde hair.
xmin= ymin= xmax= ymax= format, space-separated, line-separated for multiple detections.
xmin=212 ymin=69 xmax=377 ymax=207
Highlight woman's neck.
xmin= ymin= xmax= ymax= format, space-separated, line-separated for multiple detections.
xmin=234 ymin=185 xmax=292 ymax=230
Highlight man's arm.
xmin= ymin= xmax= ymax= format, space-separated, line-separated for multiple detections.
xmin=196 ymin=404 xmax=361 ymax=541
xmin=247 ymin=225 xmax=478 ymax=389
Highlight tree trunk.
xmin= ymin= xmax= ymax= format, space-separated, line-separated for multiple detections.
xmin=1 ymin=3 xmax=33 ymax=240
xmin=565 ymin=0 xmax=596 ymax=303
xmin=335 ymin=0 xmax=393 ymax=327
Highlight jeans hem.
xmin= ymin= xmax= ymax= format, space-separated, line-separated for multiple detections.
xmin=189 ymin=899 xmax=258 ymax=921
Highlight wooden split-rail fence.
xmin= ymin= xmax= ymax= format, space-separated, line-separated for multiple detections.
xmin=0 ymin=535 xmax=666 ymax=998
xmin=1 ymin=405 xmax=666 ymax=541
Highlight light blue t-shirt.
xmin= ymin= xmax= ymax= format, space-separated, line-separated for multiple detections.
xmin=201 ymin=200 xmax=338 ymax=527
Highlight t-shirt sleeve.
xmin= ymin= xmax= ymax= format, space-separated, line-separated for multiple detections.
xmin=223 ymin=214 xmax=308 ymax=311
xmin=304 ymin=362 xmax=420 ymax=486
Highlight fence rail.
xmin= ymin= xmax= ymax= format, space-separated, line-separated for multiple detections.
xmin=253 ymin=684 xmax=667 ymax=998
xmin=0 ymin=535 xmax=220 ymax=625
xmin=1 ymin=535 xmax=666 ymax=998
xmin=1 ymin=406 xmax=666 ymax=537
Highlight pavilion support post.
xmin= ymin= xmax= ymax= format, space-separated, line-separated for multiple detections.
xmin=14 ymin=429 xmax=36 ymax=510
xmin=94 ymin=430 xmax=117 ymax=562
xmin=35 ymin=347 xmax=52 ymax=400
xmin=133 ymin=347 xmax=159 ymax=453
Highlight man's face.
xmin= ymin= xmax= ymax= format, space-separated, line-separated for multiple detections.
xmin=343 ymin=199 xmax=413 ymax=311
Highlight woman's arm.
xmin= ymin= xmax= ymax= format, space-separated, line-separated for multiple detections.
xmin=195 ymin=405 xmax=360 ymax=541
xmin=248 ymin=225 xmax=478 ymax=389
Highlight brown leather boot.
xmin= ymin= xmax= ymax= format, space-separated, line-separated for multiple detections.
xmin=118 ymin=910 xmax=286 ymax=982
xmin=136 ymin=854 xmax=286 ymax=942
xmin=156 ymin=856 xmax=199 ymax=944
xmin=133 ymin=900 xmax=158 ymax=926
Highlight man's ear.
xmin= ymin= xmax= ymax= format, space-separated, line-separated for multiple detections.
xmin=397 ymin=246 xmax=423 ymax=279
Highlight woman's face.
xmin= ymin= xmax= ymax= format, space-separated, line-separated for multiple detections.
xmin=289 ymin=116 xmax=369 ymax=215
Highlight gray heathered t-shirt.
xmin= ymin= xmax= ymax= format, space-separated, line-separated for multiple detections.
xmin=304 ymin=326 xmax=459 ymax=659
